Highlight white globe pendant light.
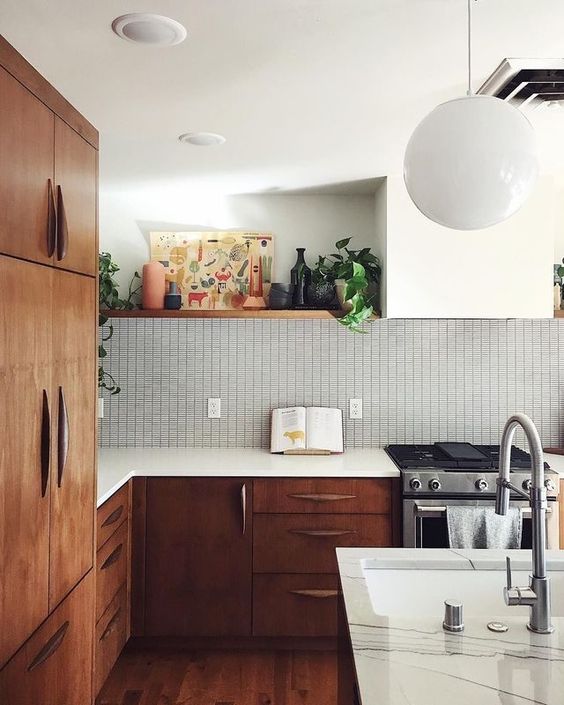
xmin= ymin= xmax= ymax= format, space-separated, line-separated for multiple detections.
xmin=403 ymin=0 xmax=538 ymax=230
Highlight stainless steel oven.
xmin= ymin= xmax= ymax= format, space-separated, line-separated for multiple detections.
xmin=403 ymin=496 xmax=560 ymax=549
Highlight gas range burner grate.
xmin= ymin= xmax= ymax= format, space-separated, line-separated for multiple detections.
xmin=385 ymin=443 xmax=541 ymax=471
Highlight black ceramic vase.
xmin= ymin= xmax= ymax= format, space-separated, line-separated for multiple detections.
xmin=307 ymin=280 xmax=336 ymax=308
xmin=290 ymin=248 xmax=311 ymax=307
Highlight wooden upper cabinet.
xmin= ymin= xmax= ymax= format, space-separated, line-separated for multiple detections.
xmin=49 ymin=271 xmax=96 ymax=610
xmin=0 ymin=67 xmax=55 ymax=266
xmin=0 ymin=257 xmax=52 ymax=667
xmin=144 ymin=478 xmax=253 ymax=637
xmin=54 ymin=117 xmax=97 ymax=277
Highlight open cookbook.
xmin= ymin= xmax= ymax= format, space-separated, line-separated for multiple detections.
xmin=270 ymin=407 xmax=344 ymax=454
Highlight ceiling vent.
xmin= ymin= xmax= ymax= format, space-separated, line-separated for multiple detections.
xmin=478 ymin=58 xmax=564 ymax=111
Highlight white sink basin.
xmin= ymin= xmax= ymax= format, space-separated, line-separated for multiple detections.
xmin=363 ymin=564 xmax=564 ymax=620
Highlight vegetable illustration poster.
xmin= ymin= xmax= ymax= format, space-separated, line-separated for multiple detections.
xmin=150 ymin=232 xmax=274 ymax=310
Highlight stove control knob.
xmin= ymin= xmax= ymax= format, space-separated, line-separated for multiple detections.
xmin=522 ymin=479 xmax=532 ymax=492
xmin=409 ymin=477 xmax=422 ymax=491
xmin=428 ymin=478 xmax=441 ymax=492
xmin=545 ymin=478 xmax=556 ymax=492
xmin=475 ymin=478 xmax=489 ymax=492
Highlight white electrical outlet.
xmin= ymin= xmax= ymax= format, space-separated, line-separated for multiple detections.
xmin=349 ymin=398 xmax=363 ymax=419
xmin=207 ymin=398 xmax=221 ymax=418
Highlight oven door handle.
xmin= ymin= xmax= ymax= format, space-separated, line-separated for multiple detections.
xmin=414 ymin=505 xmax=552 ymax=517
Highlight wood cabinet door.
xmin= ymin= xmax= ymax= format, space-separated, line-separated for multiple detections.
xmin=49 ymin=271 xmax=96 ymax=609
xmin=0 ymin=257 xmax=52 ymax=666
xmin=0 ymin=571 xmax=94 ymax=705
xmin=54 ymin=117 xmax=97 ymax=277
xmin=0 ymin=67 xmax=55 ymax=266
xmin=145 ymin=478 xmax=252 ymax=636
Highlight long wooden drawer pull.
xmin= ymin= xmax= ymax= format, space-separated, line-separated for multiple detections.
xmin=100 ymin=608 xmax=122 ymax=642
xmin=288 ymin=589 xmax=340 ymax=599
xmin=101 ymin=543 xmax=123 ymax=570
xmin=101 ymin=505 xmax=124 ymax=528
xmin=289 ymin=529 xmax=357 ymax=537
xmin=27 ymin=621 xmax=69 ymax=672
xmin=287 ymin=493 xmax=356 ymax=503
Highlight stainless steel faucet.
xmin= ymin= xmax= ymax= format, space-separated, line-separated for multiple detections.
xmin=495 ymin=413 xmax=554 ymax=634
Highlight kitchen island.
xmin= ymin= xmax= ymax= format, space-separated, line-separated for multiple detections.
xmin=337 ymin=547 xmax=564 ymax=705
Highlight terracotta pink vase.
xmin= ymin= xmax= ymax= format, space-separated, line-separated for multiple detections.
xmin=142 ymin=261 xmax=166 ymax=310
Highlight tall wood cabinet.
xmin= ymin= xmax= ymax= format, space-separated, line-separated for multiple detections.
xmin=0 ymin=36 xmax=98 ymax=705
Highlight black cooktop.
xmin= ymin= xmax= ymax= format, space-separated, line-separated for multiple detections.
xmin=385 ymin=442 xmax=544 ymax=471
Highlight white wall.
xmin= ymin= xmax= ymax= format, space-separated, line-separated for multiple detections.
xmin=384 ymin=175 xmax=555 ymax=319
xmin=99 ymin=187 xmax=378 ymax=290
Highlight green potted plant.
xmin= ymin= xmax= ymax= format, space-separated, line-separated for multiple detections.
xmin=99 ymin=252 xmax=141 ymax=400
xmin=317 ymin=237 xmax=382 ymax=332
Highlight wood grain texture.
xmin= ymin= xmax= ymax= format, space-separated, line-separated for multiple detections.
xmin=0 ymin=35 xmax=98 ymax=149
xmin=0 ymin=257 xmax=52 ymax=666
xmin=253 ymin=574 xmax=339 ymax=638
xmin=96 ymin=646 xmax=337 ymax=705
xmin=54 ymin=117 xmax=98 ymax=276
xmin=97 ymin=521 xmax=129 ymax=623
xmin=0 ymin=66 xmax=55 ymax=265
xmin=102 ymin=309 xmax=369 ymax=320
xmin=97 ymin=483 xmax=130 ymax=551
xmin=130 ymin=479 xmax=147 ymax=638
xmin=253 ymin=513 xmax=392 ymax=574
xmin=95 ymin=585 xmax=128 ymax=698
xmin=253 ymin=478 xmax=392 ymax=514
xmin=144 ymin=478 xmax=252 ymax=637
xmin=0 ymin=571 xmax=94 ymax=705
xmin=49 ymin=271 xmax=96 ymax=610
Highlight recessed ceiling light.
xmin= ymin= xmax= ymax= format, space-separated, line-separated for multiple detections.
xmin=178 ymin=132 xmax=226 ymax=146
xmin=112 ymin=13 xmax=187 ymax=46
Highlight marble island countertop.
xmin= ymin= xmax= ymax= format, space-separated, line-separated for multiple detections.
xmin=337 ymin=547 xmax=564 ymax=705
xmin=96 ymin=447 xmax=400 ymax=506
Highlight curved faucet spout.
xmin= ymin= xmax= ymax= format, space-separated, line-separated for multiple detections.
xmin=494 ymin=413 xmax=553 ymax=634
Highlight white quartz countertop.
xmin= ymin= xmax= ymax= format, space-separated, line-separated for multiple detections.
xmin=337 ymin=547 xmax=564 ymax=705
xmin=96 ymin=447 xmax=399 ymax=507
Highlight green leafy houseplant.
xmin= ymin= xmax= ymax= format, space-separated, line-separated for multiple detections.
xmin=316 ymin=237 xmax=381 ymax=333
xmin=99 ymin=252 xmax=141 ymax=394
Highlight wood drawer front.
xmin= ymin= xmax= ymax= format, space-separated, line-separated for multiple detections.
xmin=97 ymin=483 xmax=130 ymax=550
xmin=96 ymin=520 xmax=128 ymax=622
xmin=0 ymin=571 xmax=93 ymax=705
xmin=253 ymin=478 xmax=391 ymax=514
xmin=253 ymin=574 xmax=339 ymax=637
xmin=254 ymin=514 xmax=392 ymax=574
xmin=95 ymin=584 xmax=127 ymax=696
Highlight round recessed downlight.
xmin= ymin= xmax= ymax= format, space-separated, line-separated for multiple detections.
xmin=178 ymin=132 xmax=226 ymax=146
xmin=112 ymin=13 xmax=187 ymax=46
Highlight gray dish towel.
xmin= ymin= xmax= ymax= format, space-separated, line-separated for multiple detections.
xmin=446 ymin=506 xmax=522 ymax=549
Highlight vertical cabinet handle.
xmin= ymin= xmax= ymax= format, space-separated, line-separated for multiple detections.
xmin=47 ymin=179 xmax=57 ymax=257
xmin=56 ymin=185 xmax=68 ymax=261
xmin=40 ymin=390 xmax=50 ymax=498
xmin=241 ymin=483 xmax=247 ymax=535
xmin=27 ymin=621 xmax=69 ymax=672
xmin=57 ymin=386 xmax=69 ymax=488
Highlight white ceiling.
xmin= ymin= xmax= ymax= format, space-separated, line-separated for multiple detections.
xmin=3 ymin=0 xmax=564 ymax=195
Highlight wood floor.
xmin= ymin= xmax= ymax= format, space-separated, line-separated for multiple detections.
xmin=96 ymin=647 xmax=338 ymax=705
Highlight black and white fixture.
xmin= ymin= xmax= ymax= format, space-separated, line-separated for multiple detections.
xmin=111 ymin=13 xmax=187 ymax=46
xmin=403 ymin=0 xmax=539 ymax=231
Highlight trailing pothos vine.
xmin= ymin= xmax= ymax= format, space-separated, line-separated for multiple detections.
xmin=99 ymin=252 xmax=141 ymax=394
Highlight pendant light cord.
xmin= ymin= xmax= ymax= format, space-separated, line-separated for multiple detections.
xmin=467 ymin=0 xmax=473 ymax=96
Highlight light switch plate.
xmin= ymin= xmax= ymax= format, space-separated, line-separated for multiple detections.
xmin=349 ymin=398 xmax=362 ymax=419
xmin=207 ymin=398 xmax=221 ymax=418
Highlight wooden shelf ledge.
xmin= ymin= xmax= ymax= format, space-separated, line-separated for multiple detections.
xmin=555 ymin=310 xmax=564 ymax=318
xmin=101 ymin=309 xmax=381 ymax=320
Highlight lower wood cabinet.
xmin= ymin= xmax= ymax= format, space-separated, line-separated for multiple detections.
xmin=143 ymin=478 xmax=252 ymax=637
xmin=94 ymin=482 xmax=131 ymax=698
xmin=0 ymin=571 xmax=93 ymax=705
xmin=253 ymin=574 xmax=340 ymax=637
